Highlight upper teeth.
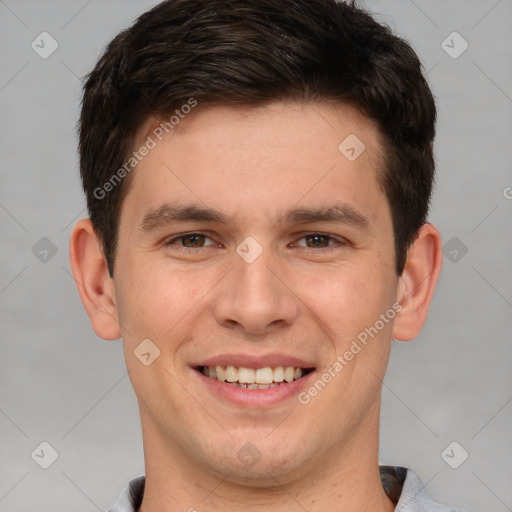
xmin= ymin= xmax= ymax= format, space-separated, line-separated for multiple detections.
xmin=202 ymin=365 xmax=304 ymax=384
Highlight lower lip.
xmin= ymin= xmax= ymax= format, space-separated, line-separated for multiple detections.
xmin=193 ymin=368 xmax=317 ymax=407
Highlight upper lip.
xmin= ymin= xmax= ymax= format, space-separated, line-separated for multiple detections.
xmin=193 ymin=353 xmax=316 ymax=369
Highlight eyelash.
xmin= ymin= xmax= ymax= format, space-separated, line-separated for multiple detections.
xmin=165 ymin=233 xmax=218 ymax=251
xmin=164 ymin=232 xmax=348 ymax=253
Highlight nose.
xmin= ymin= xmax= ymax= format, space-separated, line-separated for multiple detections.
xmin=213 ymin=246 xmax=299 ymax=336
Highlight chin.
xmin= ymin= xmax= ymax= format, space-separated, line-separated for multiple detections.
xmin=207 ymin=433 xmax=315 ymax=486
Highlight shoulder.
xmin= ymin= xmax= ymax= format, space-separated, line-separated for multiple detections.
xmin=108 ymin=476 xmax=145 ymax=512
xmin=381 ymin=466 xmax=463 ymax=512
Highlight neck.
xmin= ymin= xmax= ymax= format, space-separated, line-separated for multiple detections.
xmin=137 ymin=401 xmax=395 ymax=512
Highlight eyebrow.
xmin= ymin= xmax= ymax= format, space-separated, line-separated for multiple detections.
xmin=139 ymin=202 xmax=370 ymax=232
xmin=140 ymin=203 xmax=228 ymax=231
xmin=282 ymin=206 xmax=369 ymax=230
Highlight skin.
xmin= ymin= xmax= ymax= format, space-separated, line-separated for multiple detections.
xmin=70 ymin=101 xmax=442 ymax=511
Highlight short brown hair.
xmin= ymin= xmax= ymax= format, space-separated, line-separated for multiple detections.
xmin=78 ymin=0 xmax=436 ymax=276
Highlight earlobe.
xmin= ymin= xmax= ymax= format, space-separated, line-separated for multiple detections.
xmin=392 ymin=223 xmax=443 ymax=342
xmin=69 ymin=218 xmax=121 ymax=340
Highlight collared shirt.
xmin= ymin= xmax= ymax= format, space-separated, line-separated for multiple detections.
xmin=108 ymin=466 xmax=462 ymax=511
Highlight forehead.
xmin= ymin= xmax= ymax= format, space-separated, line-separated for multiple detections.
xmin=139 ymin=101 xmax=382 ymax=154
xmin=121 ymin=101 xmax=387 ymax=227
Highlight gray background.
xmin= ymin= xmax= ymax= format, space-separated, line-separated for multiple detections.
xmin=1 ymin=0 xmax=511 ymax=510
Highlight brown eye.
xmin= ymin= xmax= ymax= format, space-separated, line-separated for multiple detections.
xmin=304 ymin=234 xmax=331 ymax=248
xmin=165 ymin=232 xmax=217 ymax=251
xmin=181 ymin=233 xmax=206 ymax=247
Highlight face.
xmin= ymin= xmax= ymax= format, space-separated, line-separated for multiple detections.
xmin=112 ymin=102 xmax=400 ymax=485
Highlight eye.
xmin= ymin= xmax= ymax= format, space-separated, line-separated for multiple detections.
xmin=294 ymin=233 xmax=346 ymax=249
xmin=302 ymin=234 xmax=331 ymax=248
xmin=166 ymin=233 xmax=216 ymax=248
xmin=294 ymin=233 xmax=347 ymax=250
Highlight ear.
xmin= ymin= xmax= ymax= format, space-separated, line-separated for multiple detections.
xmin=69 ymin=218 xmax=121 ymax=340
xmin=393 ymin=223 xmax=443 ymax=341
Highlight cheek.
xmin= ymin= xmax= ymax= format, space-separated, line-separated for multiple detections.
xmin=296 ymin=262 xmax=397 ymax=345
xmin=115 ymin=260 xmax=217 ymax=342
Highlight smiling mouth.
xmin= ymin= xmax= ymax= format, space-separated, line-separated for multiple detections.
xmin=197 ymin=365 xmax=315 ymax=389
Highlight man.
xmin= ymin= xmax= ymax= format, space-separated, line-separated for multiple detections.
xmin=69 ymin=0 xmax=459 ymax=510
